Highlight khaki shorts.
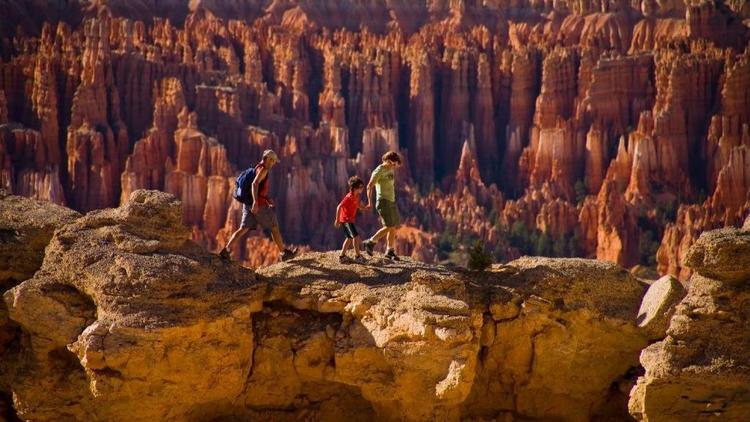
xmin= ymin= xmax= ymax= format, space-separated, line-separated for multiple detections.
xmin=376 ymin=199 xmax=400 ymax=227
xmin=241 ymin=204 xmax=278 ymax=230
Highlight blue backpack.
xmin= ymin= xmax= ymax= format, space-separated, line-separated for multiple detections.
xmin=233 ymin=166 xmax=257 ymax=205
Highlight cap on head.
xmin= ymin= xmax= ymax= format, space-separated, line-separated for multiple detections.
xmin=262 ymin=149 xmax=279 ymax=163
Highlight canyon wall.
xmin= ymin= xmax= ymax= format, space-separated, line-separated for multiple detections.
xmin=0 ymin=0 xmax=749 ymax=275
xmin=2 ymin=189 xmax=748 ymax=421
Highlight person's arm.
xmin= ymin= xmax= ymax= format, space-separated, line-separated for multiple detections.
xmin=366 ymin=179 xmax=376 ymax=209
xmin=251 ymin=167 xmax=267 ymax=213
xmin=334 ymin=203 xmax=342 ymax=227
xmin=366 ymin=169 xmax=378 ymax=209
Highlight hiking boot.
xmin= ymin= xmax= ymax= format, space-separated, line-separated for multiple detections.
xmin=219 ymin=248 xmax=231 ymax=260
xmin=339 ymin=255 xmax=351 ymax=264
xmin=363 ymin=239 xmax=375 ymax=256
xmin=385 ymin=249 xmax=400 ymax=261
xmin=354 ymin=255 xmax=367 ymax=263
xmin=281 ymin=248 xmax=297 ymax=262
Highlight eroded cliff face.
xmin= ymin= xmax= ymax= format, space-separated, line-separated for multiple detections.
xmin=1 ymin=1 xmax=749 ymax=273
xmin=0 ymin=190 xmax=81 ymax=421
xmin=629 ymin=223 xmax=750 ymax=421
xmin=0 ymin=189 xmax=659 ymax=421
xmin=3 ymin=189 xmax=749 ymax=421
xmin=1 ymin=190 xmax=262 ymax=421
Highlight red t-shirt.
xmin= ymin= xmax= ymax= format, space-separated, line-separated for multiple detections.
xmin=255 ymin=163 xmax=271 ymax=207
xmin=337 ymin=192 xmax=359 ymax=223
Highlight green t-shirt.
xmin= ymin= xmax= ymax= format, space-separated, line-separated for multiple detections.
xmin=371 ymin=164 xmax=396 ymax=202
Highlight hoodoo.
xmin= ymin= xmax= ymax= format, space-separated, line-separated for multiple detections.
xmin=0 ymin=0 xmax=747 ymax=271
xmin=1 ymin=0 xmax=750 ymax=419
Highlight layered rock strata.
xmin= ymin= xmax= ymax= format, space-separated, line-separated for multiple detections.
xmin=1 ymin=190 xmax=657 ymax=421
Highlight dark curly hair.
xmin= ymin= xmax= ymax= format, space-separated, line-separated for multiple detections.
xmin=348 ymin=176 xmax=365 ymax=191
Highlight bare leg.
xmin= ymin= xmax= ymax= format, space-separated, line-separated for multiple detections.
xmin=369 ymin=226 xmax=390 ymax=243
xmin=224 ymin=227 xmax=249 ymax=251
xmin=270 ymin=227 xmax=286 ymax=253
xmin=340 ymin=238 xmax=352 ymax=256
xmin=353 ymin=236 xmax=362 ymax=256
xmin=386 ymin=227 xmax=397 ymax=251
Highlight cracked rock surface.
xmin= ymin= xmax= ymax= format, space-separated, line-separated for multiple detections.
xmin=0 ymin=191 xmax=81 ymax=413
xmin=1 ymin=190 xmax=661 ymax=421
xmin=629 ymin=225 xmax=750 ymax=421
xmin=3 ymin=190 xmax=262 ymax=421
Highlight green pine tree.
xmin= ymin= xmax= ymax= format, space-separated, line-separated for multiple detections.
xmin=468 ymin=241 xmax=493 ymax=271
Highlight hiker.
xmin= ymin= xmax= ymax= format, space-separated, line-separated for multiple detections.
xmin=334 ymin=176 xmax=368 ymax=263
xmin=363 ymin=151 xmax=403 ymax=260
xmin=220 ymin=149 xmax=297 ymax=262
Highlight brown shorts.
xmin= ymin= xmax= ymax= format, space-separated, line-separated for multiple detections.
xmin=241 ymin=204 xmax=278 ymax=230
xmin=376 ymin=199 xmax=400 ymax=227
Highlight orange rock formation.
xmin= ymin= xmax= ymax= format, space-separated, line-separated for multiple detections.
xmin=0 ymin=0 xmax=748 ymax=273
xmin=2 ymin=190 xmax=653 ymax=421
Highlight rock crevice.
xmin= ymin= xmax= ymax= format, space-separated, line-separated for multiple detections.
xmin=1 ymin=190 xmax=661 ymax=421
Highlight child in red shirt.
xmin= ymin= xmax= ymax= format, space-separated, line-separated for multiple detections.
xmin=334 ymin=176 xmax=368 ymax=263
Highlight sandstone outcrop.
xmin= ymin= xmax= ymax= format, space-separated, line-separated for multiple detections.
xmin=0 ymin=191 xmax=80 ymax=292
xmin=466 ymin=257 xmax=648 ymax=421
xmin=256 ymin=252 xmax=482 ymax=421
xmin=3 ymin=190 xmax=263 ymax=421
xmin=629 ymin=224 xmax=750 ymax=420
xmin=2 ymin=190 xmax=657 ymax=421
xmin=0 ymin=190 xmax=80 ymax=407
xmin=636 ymin=274 xmax=686 ymax=340
xmin=1 ymin=1 xmax=749 ymax=274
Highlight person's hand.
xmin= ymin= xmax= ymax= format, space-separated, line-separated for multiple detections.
xmin=251 ymin=203 xmax=259 ymax=214
xmin=334 ymin=221 xmax=341 ymax=228
xmin=365 ymin=202 xmax=372 ymax=210
xmin=267 ymin=199 xmax=275 ymax=208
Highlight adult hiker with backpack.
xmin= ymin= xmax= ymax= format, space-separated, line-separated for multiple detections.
xmin=219 ymin=149 xmax=297 ymax=262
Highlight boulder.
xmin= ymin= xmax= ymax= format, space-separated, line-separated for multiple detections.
xmin=0 ymin=191 xmax=80 ymax=371
xmin=683 ymin=227 xmax=750 ymax=283
xmin=503 ymin=256 xmax=646 ymax=320
xmin=464 ymin=257 xmax=648 ymax=421
xmin=3 ymin=190 xmax=264 ymax=421
xmin=629 ymin=225 xmax=750 ymax=421
xmin=257 ymin=251 xmax=482 ymax=421
xmin=636 ymin=275 xmax=686 ymax=340
xmin=248 ymin=254 xmax=650 ymax=421
xmin=0 ymin=190 xmax=80 ymax=290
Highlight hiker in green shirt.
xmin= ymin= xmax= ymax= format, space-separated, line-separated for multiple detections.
xmin=363 ymin=151 xmax=403 ymax=260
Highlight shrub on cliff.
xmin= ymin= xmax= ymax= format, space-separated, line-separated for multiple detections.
xmin=468 ymin=240 xmax=493 ymax=271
